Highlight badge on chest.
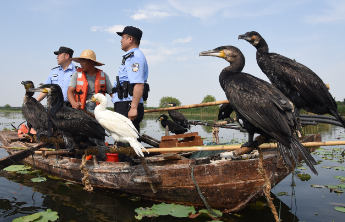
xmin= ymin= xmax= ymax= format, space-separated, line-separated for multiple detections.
xmin=131 ymin=63 xmax=139 ymax=72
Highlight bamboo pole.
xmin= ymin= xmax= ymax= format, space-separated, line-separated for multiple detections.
xmin=144 ymin=100 xmax=229 ymax=113
xmin=142 ymin=140 xmax=345 ymax=153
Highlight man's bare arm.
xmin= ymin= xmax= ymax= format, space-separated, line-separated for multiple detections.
xmin=67 ymin=86 xmax=82 ymax=109
xmin=128 ymin=83 xmax=144 ymax=121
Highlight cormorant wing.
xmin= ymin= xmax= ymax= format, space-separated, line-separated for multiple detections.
xmin=269 ymin=53 xmax=336 ymax=108
xmin=22 ymin=97 xmax=49 ymax=130
xmin=53 ymin=107 xmax=106 ymax=139
xmin=225 ymin=72 xmax=294 ymax=144
xmin=168 ymin=110 xmax=189 ymax=128
xmin=97 ymin=110 xmax=139 ymax=139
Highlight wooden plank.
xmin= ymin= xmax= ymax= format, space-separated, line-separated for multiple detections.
xmin=161 ymin=132 xmax=199 ymax=140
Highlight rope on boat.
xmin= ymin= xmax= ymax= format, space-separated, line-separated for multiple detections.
xmin=190 ymin=162 xmax=222 ymax=218
xmin=272 ymin=149 xmax=282 ymax=221
xmin=80 ymin=154 xmax=93 ymax=192
xmin=257 ymin=147 xmax=279 ymax=222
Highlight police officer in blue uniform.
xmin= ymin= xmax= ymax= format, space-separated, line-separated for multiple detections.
xmin=37 ymin=46 xmax=77 ymax=105
xmin=112 ymin=26 xmax=149 ymax=132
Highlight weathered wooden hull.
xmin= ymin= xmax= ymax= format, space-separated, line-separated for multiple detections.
xmin=0 ymin=131 xmax=321 ymax=212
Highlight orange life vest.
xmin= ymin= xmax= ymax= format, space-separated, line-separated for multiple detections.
xmin=75 ymin=68 xmax=107 ymax=109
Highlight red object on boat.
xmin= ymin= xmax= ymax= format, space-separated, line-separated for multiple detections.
xmin=106 ymin=153 xmax=119 ymax=162
xmin=86 ymin=155 xmax=93 ymax=160
xmin=18 ymin=124 xmax=36 ymax=137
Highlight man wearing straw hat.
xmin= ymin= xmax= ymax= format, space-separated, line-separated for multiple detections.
xmin=67 ymin=49 xmax=113 ymax=113
xmin=37 ymin=46 xmax=76 ymax=104
xmin=112 ymin=26 xmax=149 ymax=132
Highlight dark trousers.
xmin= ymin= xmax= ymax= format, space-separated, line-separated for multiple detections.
xmin=114 ymin=101 xmax=144 ymax=133
xmin=114 ymin=101 xmax=144 ymax=163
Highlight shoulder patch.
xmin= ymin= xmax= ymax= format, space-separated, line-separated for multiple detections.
xmin=131 ymin=63 xmax=139 ymax=72
xmin=51 ymin=66 xmax=60 ymax=70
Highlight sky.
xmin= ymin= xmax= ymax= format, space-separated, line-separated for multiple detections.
xmin=1 ymin=0 xmax=345 ymax=108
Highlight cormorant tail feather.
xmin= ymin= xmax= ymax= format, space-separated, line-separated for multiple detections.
xmin=291 ymin=137 xmax=318 ymax=175
xmin=330 ymin=110 xmax=345 ymax=129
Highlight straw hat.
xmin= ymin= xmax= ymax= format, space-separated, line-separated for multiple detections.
xmin=72 ymin=49 xmax=104 ymax=66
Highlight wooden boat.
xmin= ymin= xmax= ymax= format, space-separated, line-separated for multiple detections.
xmin=0 ymin=130 xmax=321 ymax=213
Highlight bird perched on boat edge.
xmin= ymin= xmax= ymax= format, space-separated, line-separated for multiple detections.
xmin=157 ymin=114 xmax=188 ymax=135
xmin=21 ymin=81 xmax=51 ymax=142
xmin=166 ymin=102 xmax=190 ymax=129
xmin=199 ymin=45 xmax=318 ymax=175
xmin=30 ymin=84 xmax=109 ymax=159
xmin=238 ymin=31 xmax=345 ymax=128
xmin=86 ymin=93 xmax=149 ymax=157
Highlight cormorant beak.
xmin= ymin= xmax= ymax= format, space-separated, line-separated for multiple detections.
xmin=86 ymin=97 xmax=96 ymax=103
xmin=238 ymin=34 xmax=255 ymax=43
xmin=199 ymin=49 xmax=225 ymax=58
xmin=156 ymin=117 xmax=163 ymax=122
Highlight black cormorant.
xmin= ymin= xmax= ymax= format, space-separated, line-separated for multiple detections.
xmin=238 ymin=31 xmax=345 ymax=128
xmin=31 ymin=84 xmax=109 ymax=159
xmin=199 ymin=45 xmax=317 ymax=174
xmin=167 ymin=102 xmax=190 ymax=129
xmin=218 ymin=103 xmax=233 ymax=121
xmin=157 ymin=114 xmax=187 ymax=135
xmin=21 ymin=81 xmax=50 ymax=142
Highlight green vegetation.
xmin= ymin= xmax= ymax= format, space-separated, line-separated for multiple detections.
xmin=158 ymin=96 xmax=181 ymax=107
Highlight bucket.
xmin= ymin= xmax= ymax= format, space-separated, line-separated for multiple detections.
xmin=106 ymin=153 xmax=119 ymax=162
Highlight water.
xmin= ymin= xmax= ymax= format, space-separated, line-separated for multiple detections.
xmin=0 ymin=111 xmax=344 ymax=222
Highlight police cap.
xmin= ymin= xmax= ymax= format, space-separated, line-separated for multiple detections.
xmin=117 ymin=26 xmax=143 ymax=40
xmin=54 ymin=46 xmax=74 ymax=58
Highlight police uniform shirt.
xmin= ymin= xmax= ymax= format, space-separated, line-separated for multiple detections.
xmin=44 ymin=63 xmax=77 ymax=102
xmin=111 ymin=48 xmax=148 ymax=104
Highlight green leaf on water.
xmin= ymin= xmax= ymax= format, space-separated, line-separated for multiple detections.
xmin=297 ymin=166 xmax=307 ymax=170
xmin=16 ymin=170 xmax=30 ymax=174
xmin=198 ymin=209 xmax=223 ymax=217
xmin=333 ymin=189 xmax=344 ymax=194
xmin=3 ymin=165 xmax=31 ymax=172
xmin=335 ymin=206 xmax=345 ymax=213
xmin=334 ymin=166 xmax=345 ymax=171
xmin=325 ymin=185 xmax=338 ymax=189
xmin=31 ymin=177 xmax=47 ymax=183
xmin=337 ymin=184 xmax=345 ymax=189
xmin=151 ymin=203 xmax=196 ymax=217
xmin=46 ymin=174 xmax=61 ymax=180
xmin=135 ymin=207 xmax=155 ymax=216
xmin=35 ymin=209 xmax=59 ymax=222
xmin=335 ymin=176 xmax=345 ymax=181
xmin=12 ymin=213 xmax=41 ymax=222
xmin=321 ymin=166 xmax=332 ymax=169
xmin=277 ymin=192 xmax=288 ymax=196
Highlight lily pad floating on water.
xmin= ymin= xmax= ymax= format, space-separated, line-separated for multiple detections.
xmin=335 ymin=176 xmax=345 ymax=181
xmin=334 ymin=166 xmax=345 ymax=171
xmin=152 ymin=203 xmax=196 ymax=217
xmin=337 ymin=184 xmax=345 ymax=189
xmin=12 ymin=209 xmax=59 ymax=222
xmin=335 ymin=206 xmax=345 ymax=213
xmin=16 ymin=170 xmax=30 ymax=174
xmin=277 ymin=192 xmax=289 ymax=196
xmin=31 ymin=177 xmax=47 ymax=182
xmin=311 ymin=185 xmax=325 ymax=188
xmin=297 ymin=173 xmax=311 ymax=181
xmin=12 ymin=213 xmax=41 ymax=222
xmin=3 ymin=165 xmax=31 ymax=172
xmin=325 ymin=185 xmax=338 ymax=189
xmin=321 ymin=166 xmax=332 ymax=169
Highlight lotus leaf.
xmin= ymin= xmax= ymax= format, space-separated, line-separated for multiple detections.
xmin=151 ymin=203 xmax=196 ymax=217
xmin=334 ymin=166 xmax=345 ymax=171
xmin=198 ymin=209 xmax=222 ymax=217
xmin=35 ymin=209 xmax=59 ymax=222
xmin=31 ymin=177 xmax=47 ymax=182
xmin=325 ymin=185 xmax=338 ymax=189
xmin=277 ymin=192 xmax=288 ymax=196
xmin=16 ymin=170 xmax=30 ymax=174
xmin=333 ymin=189 xmax=344 ymax=194
xmin=337 ymin=184 xmax=345 ymax=189
xmin=297 ymin=166 xmax=307 ymax=170
xmin=46 ymin=174 xmax=61 ymax=180
xmin=321 ymin=166 xmax=332 ymax=169
xmin=335 ymin=206 xmax=345 ymax=213
xmin=4 ymin=165 xmax=31 ymax=172
xmin=335 ymin=176 xmax=345 ymax=181
xmin=12 ymin=213 xmax=41 ymax=222
xmin=135 ymin=207 xmax=155 ymax=216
